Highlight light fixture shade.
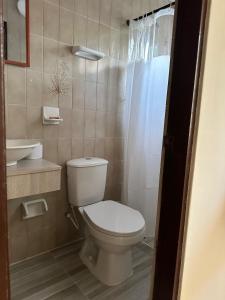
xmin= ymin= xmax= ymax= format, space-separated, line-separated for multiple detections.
xmin=72 ymin=46 xmax=105 ymax=61
xmin=17 ymin=0 xmax=25 ymax=17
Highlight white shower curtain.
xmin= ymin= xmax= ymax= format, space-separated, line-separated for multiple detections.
xmin=123 ymin=8 xmax=174 ymax=238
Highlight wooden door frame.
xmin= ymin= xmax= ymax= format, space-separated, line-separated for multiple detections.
xmin=152 ymin=0 xmax=209 ymax=299
xmin=0 ymin=0 xmax=10 ymax=299
xmin=0 ymin=0 xmax=209 ymax=299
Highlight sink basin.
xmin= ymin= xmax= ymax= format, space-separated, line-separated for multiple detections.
xmin=6 ymin=139 xmax=40 ymax=167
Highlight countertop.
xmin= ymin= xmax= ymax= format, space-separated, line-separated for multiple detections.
xmin=7 ymin=159 xmax=62 ymax=177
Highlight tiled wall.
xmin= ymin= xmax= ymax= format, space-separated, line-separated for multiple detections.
xmin=5 ymin=0 xmax=169 ymax=263
xmin=5 ymin=0 xmax=124 ymax=264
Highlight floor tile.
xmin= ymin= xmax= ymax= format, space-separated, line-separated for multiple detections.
xmin=10 ymin=242 xmax=153 ymax=300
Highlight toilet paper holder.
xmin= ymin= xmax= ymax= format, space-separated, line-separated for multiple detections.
xmin=22 ymin=199 xmax=48 ymax=220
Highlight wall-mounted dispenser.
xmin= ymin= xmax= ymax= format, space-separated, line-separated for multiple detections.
xmin=72 ymin=46 xmax=105 ymax=61
xmin=22 ymin=199 xmax=48 ymax=220
xmin=42 ymin=106 xmax=63 ymax=125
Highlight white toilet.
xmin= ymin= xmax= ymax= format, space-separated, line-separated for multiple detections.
xmin=67 ymin=157 xmax=145 ymax=286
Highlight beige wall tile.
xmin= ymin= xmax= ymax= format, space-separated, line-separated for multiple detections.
xmin=43 ymin=123 xmax=58 ymax=142
xmin=84 ymin=138 xmax=95 ymax=156
xmin=26 ymin=70 xmax=42 ymax=107
xmin=113 ymin=160 xmax=123 ymax=184
xmin=72 ymin=109 xmax=84 ymax=138
xmin=44 ymin=1 xmax=60 ymax=40
xmin=75 ymin=0 xmax=87 ymax=16
xmin=88 ymin=0 xmax=100 ymax=22
xmin=85 ymin=81 xmax=97 ymax=110
xmin=10 ymin=234 xmax=28 ymax=262
xmin=41 ymin=227 xmax=57 ymax=253
xmin=7 ymin=105 xmax=27 ymax=139
xmin=43 ymin=121 xmax=59 ymax=139
xmin=84 ymin=110 xmax=96 ymax=138
xmin=27 ymin=106 xmax=43 ymax=139
xmin=72 ymin=138 xmax=84 ymax=158
xmin=107 ymin=85 xmax=117 ymax=112
xmin=73 ymin=56 xmax=86 ymax=80
xmin=27 ymin=228 xmax=43 ymax=257
xmin=108 ymin=58 xmax=119 ymax=88
xmin=42 ymin=73 xmax=59 ymax=107
xmin=47 ymin=0 xmax=60 ymax=5
xmin=94 ymin=138 xmax=105 ymax=157
xmin=58 ymin=43 xmax=73 ymax=77
xmin=58 ymin=108 xmax=72 ymax=138
xmin=60 ymin=0 xmax=75 ymax=10
xmin=87 ymin=20 xmax=99 ymax=50
xmin=121 ymin=0 xmax=133 ymax=20
xmin=30 ymin=34 xmax=43 ymax=72
xmin=60 ymin=8 xmax=74 ymax=44
xmin=104 ymin=138 xmax=114 ymax=161
xmin=98 ymin=57 xmax=109 ymax=84
xmin=43 ymin=139 xmax=58 ymax=162
xmin=58 ymin=138 xmax=72 ymax=164
xmin=74 ymin=14 xmax=87 ymax=46
xmin=111 ymin=0 xmax=122 ymax=29
xmin=96 ymin=111 xmax=106 ymax=138
xmin=97 ymin=82 xmax=108 ymax=111
xmin=86 ymin=60 xmax=98 ymax=82
xmin=59 ymin=77 xmax=73 ymax=108
xmin=100 ymin=0 xmax=111 ymax=26
xmin=114 ymin=138 xmax=124 ymax=160
xmin=106 ymin=112 xmax=115 ymax=137
xmin=99 ymin=25 xmax=110 ymax=56
xmin=30 ymin=0 xmax=44 ymax=35
xmin=8 ymin=197 xmax=28 ymax=237
xmin=44 ymin=38 xmax=59 ymax=74
xmin=7 ymin=66 xmax=26 ymax=105
xmin=72 ymin=78 xmax=85 ymax=109
xmin=110 ymin=29 xmax=120 ymax=59
xmin=115 ymin=111 xmax=124 ymax=137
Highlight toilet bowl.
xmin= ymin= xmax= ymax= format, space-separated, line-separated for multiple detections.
xmin=79 ymin=200 xmax=145 ymax=286
xmin=67 ymin=158 xmax=146 ymax=286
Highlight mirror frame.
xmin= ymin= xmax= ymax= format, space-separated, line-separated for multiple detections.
xmin=5 ymin=0 xmax=30 ymax=67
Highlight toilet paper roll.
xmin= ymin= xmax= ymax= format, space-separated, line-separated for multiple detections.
xmin=27 ymin=144 xmax=43 ymax=160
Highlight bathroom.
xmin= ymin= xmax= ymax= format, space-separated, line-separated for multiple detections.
xmin=4 ymin=0 xmax=175 ymax=299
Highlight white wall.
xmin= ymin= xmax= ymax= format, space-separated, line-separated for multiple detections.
xmin=180 ymin=1 xmax=225 ymax=299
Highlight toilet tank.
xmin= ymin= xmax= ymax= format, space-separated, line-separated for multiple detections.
xmin=67 ymin=157 xmax=108 ymax=207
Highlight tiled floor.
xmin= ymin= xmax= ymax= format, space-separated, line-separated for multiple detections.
xmin=10 ymin=241 xmax=154 ymax=300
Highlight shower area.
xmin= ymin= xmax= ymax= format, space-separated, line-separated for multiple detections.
xmin=121 ymin=5 xmax=174 ymax=245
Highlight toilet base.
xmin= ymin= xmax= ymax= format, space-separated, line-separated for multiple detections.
xmin=80 ymin=236 xmax=133 ymax=286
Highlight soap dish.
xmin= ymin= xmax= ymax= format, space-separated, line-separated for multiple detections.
xmin=42 ymin=106 xmax=63 ymax=125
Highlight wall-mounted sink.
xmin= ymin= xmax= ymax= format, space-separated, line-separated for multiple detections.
xmin=6 ymin=140 xmax=40 ymax=167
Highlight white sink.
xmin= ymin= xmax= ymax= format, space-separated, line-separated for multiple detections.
xmin=6 ymin=139 xmax=40 ymax=167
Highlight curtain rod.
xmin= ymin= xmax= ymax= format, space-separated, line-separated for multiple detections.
xmin=126 ymin=1 xmax=176 ymax=26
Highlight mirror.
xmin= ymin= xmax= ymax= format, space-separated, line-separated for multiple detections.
xmin=3 ymin=0 xmax=30 ymax=67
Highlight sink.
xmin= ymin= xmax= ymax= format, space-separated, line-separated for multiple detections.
xmin=6 ymin=139 xmax=40 ymax=167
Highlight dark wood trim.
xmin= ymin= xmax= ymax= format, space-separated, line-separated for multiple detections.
xmin=152 ymin=0 xmax=209 ymax=299
xmin=0 ymin=0 xmax=10 ymax=299
xmin=173 ymin=2 xmax=209 ymax=299
xmin=5 ymin=0 xmax=30 ymax=67
xmin=0 ymin=0 xmax=209 ymax=299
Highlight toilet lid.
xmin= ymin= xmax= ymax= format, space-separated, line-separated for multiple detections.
xmin=83 ymin=200 xmax=145 ymax=237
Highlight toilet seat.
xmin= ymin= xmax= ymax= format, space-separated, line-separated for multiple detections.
xmin=81 ymin=200 xmax=145 ymax=237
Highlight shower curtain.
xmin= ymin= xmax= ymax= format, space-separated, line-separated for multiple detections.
xmin=123 ymin=8 xmax=174 ymax=239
